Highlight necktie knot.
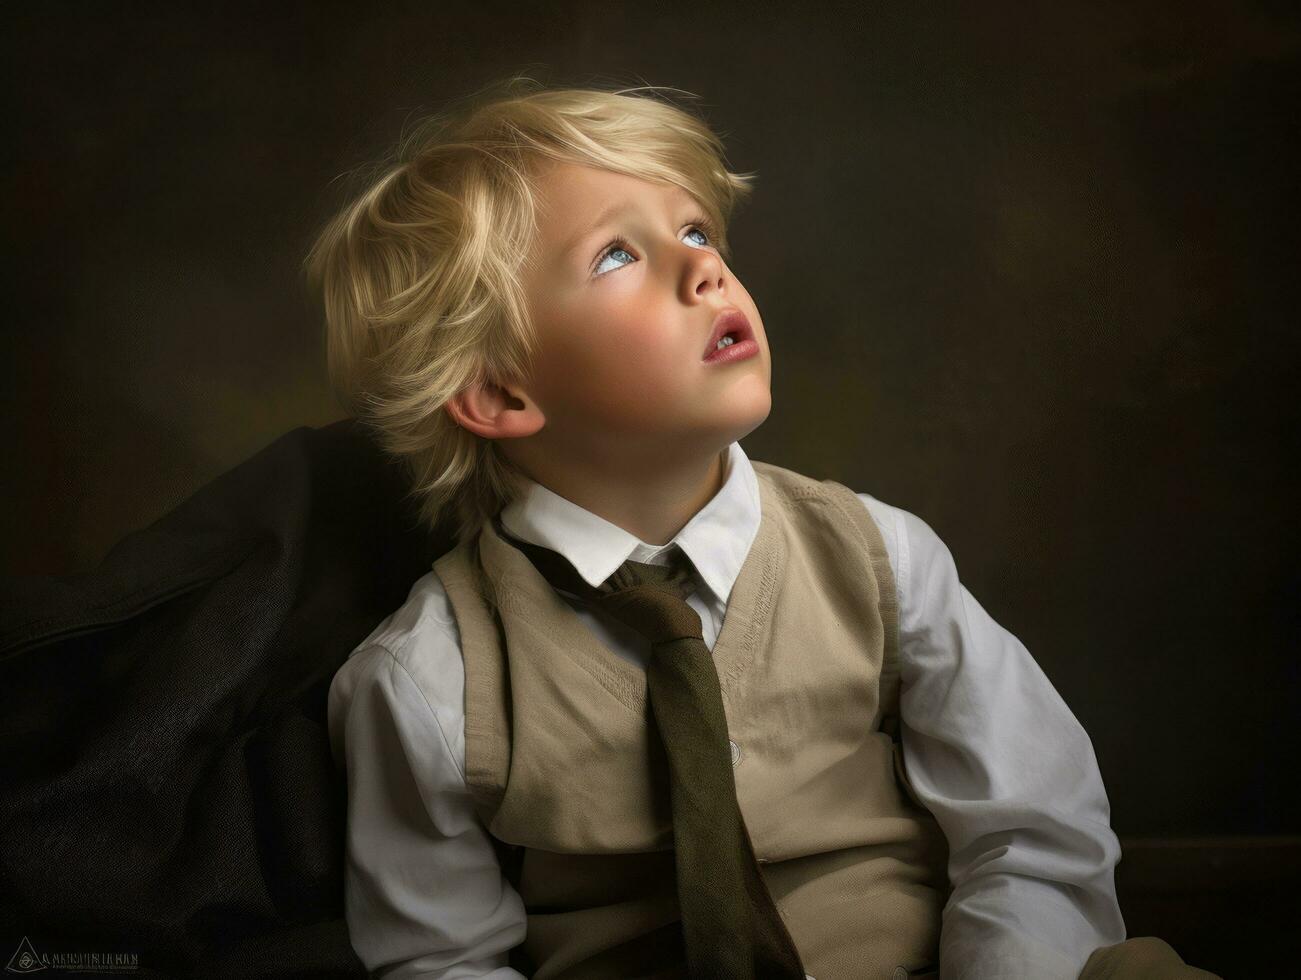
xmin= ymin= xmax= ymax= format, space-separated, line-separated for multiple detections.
xmin=603 ymin=555 xmax=692 ymax=596
xmin=599 ymin=557 xmax=704 ymax=646
xmin=495 ymin=518 xmax=704 ymax=647
xmin=601 ymin=580 xmax=704 ymax=645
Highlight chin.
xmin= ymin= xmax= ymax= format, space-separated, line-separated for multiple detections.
xmin=721 ymin=391 xmax=773 ymax=444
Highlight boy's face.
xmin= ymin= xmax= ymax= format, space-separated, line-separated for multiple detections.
xmin=516 ymin=161 xmax=771 ymax=464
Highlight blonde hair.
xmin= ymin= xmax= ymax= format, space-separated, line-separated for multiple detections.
xmin=303 ymin=74 xmax=756 ymax=544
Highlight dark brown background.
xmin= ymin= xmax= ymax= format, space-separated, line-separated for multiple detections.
xmin=4 ymin=0 xmax=1297 ymax=900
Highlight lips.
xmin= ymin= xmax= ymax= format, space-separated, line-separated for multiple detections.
xmin=703 ymin=309 xmax=754 ymax=359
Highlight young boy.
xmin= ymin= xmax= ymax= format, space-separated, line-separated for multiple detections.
xmin=316 ymin=79 xmax=1216 ymax=980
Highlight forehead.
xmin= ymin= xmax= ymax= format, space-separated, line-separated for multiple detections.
xmin=530 ymin=161 xmax=698 ymax=239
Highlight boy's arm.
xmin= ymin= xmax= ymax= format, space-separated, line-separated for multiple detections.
xmin=858 ymin=495 xmax=1127 ymax=980
xmin=327 ymin=624 xmax=527 ymax=980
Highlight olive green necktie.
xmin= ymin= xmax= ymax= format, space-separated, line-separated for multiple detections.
xmin=501 ymin=525 xmax=806 ymax=979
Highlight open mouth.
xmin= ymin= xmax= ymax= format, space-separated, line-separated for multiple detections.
xmin=703 ymin=309 xmax=755 ymax=359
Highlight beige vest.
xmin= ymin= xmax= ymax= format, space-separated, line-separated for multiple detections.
xmin=435 ymin=460 xmax=951 ymax=980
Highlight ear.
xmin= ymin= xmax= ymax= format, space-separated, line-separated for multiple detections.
xmin=444 ymin=379 xmax=545 ymax=440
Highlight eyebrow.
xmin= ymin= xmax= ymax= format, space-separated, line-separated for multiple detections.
xmin=556 ymin=184 xmax=702 ymax=265
xmin=560 ymin=202 xmax=637 ymax=263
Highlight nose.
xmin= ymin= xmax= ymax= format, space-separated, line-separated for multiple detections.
xmin=680 ymin=245 xmax=726 ymax=303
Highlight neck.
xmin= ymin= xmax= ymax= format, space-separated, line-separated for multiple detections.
xmin=507 ymin=443 xmax=729 ymax=546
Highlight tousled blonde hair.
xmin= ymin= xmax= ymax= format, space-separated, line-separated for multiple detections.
xmin=303 ymin=75 xmax=756 ymax=544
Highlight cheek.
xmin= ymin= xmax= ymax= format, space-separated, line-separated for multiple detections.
xmin=539 ymin=312 xmax=687 ymax=413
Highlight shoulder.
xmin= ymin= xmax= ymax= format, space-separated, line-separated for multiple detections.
xmin=328 ymin=568 xmax=467 ymax=745
xmin=851 ymin=493 xmax=951 ymax=578
xmin=349 ymin=568 xmax=462 ymax=663
xmin=854 ymin=492 xmax=900 ymax=549
xmin=750 ymin=458 xmax=883 ymax=528
xmin=848 ymin=494 xmax=969 ymax=646
xmin=749 ymin=458 xmax=839 ymax=500
xmin=749 ymin=458 xmax=922 ymax=550
xmin=746 ymin=459 xmax=960 ymax=612
xmin=857 ymin=488 xmax=954 ymax=560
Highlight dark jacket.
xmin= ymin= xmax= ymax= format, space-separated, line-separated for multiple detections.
xmin=0 ymin=419 xmax=451 ymax=979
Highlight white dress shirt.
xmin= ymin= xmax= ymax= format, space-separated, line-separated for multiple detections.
xmin=326 ymin=442 xmax=1126 ymax=980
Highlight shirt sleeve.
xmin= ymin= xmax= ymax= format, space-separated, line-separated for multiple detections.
xmin=857 ymin=494 xmax=1127 ymax=980
xmin=327 ymin=617 xmax=528 ymax=979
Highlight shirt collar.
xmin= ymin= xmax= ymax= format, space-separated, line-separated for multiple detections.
xmin=498 ymin=442 xmax=762 ymax=605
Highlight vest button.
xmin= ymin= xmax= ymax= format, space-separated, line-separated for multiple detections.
xmin=729 ymin=740 xmax=741 ymax=766
xmin=892 ymin=970 xmax=908 ymax=980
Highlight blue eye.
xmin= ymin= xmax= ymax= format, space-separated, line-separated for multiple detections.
xmin=594 ymin=243 xmax=635 ymax=276
xmin=592 ymin=218 xmax=717 ymax=277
